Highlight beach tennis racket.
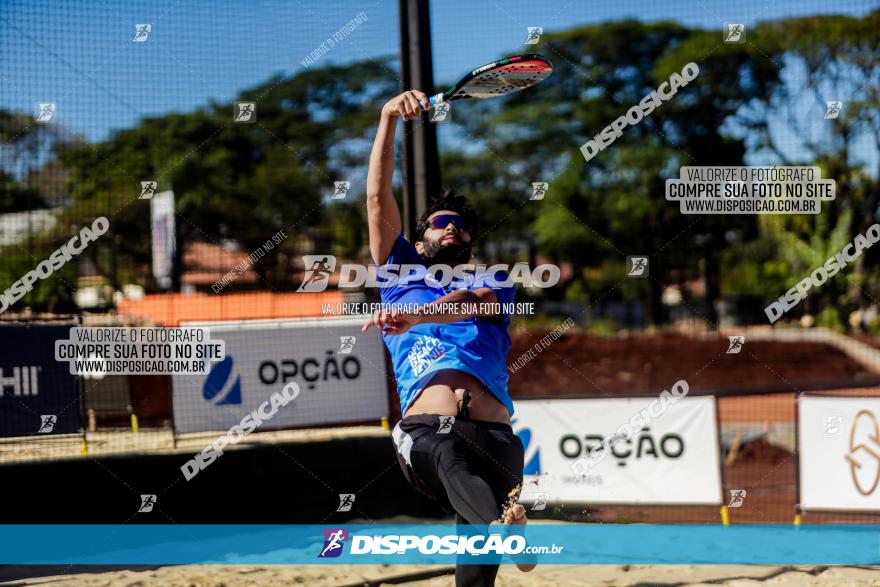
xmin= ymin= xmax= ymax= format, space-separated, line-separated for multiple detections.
xmin=426 ymin=54 xmax=553 ymax=107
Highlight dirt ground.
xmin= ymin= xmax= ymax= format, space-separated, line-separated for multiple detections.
xmin=506 ymin=330 xmax=877 ymax=398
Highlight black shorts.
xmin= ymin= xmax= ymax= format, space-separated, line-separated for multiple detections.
xmin=391 ymin=413 xmax=524 ymax=512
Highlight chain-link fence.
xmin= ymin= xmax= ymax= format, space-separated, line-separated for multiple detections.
xmin=2 ymin=0 xmax=880 ymax=531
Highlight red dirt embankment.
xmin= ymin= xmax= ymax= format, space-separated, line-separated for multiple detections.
xmin=506 ymin=330 xmax=880 ymax=523
xmin=507 ymin=331 xmax=876 ymax=398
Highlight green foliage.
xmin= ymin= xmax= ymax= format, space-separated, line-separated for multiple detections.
xmin=0 ymin=169 xmax=44 ymax=213
xmin=564 ymin=278 xmax=586 ymax=302
xmin=817 ymin=305 xmax=845 ymax=332
xmin=588 ymin=317 xmax=621 ymax=338
xmin=3 ymin=10 xmax=880 ymax=330
xmin=48 ymin=58 xmax=400 ymax=292
xmin=0 ymin=241 xmax=80 ymax=312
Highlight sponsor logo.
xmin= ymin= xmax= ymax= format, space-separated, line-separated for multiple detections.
xmin=336 ymin=493 xmax=355 ymax=512
xmin=569 ymin=380 xmax=690 ymax=474
xmin=133 ymin=24 xmax=151 ymax=42
xmin=298 ymin=255 xmax=337 ymax=292
xmin=825 ymin=415 xmax=843 ymax=434
xmin=724 ymin=24 xmax=745 ymax=43
xmin=234 ymin=102 xmax=256 ymax=123
xmin=338 ymin=336 xmax=356 ymax=354
xmin=430 ymin=100 xmax=451 ymax=123
xmin=139 ymin=181 xmax=157 ymax=200
xmin=513 ymin=417 xmax=542 ymax=476
xmin=728 ymin=489 xmax=747 ymax=507
xmin=138 ymin=494 xmax=157 ymax=512
xmin=332 ymin=181 xmax=350 ymax=200
xmin=407 ymin=336 xmax=446 ymax=377
xmin=627 ymin=256 xmax=648 ymax=278
xmin=38 ymin=414 xmax=56 ymax=433
xmin=845 ymin=409 xmax=880 ymax=496
xmin=258 ymin=352 xmax=361 ymax=391
xmin=530 ymin=182 xmax=548 ymax=201
xmin=35 ymin=102 xmax=56 ymax=123
xmin=726 ymin=336 xmax=745 ymax=354
xmin=525 ymin=27 xmax=543 ymax=45
xmin=0 ymin=366 xmax=40 ymax=397
xmin=532 ymin=491 xmax=549 ymax=511
xmin=347 ymin=533 xmax=557 ymax=555
xmin=319 ymin=528 xmax=348 ymax=558
xmin=825 ymin=101 xmax=843 ymax=119
xmin=437 ymin=415 xmax=455 ymax=433
xmin=319 ymin=528 xmax=563 ymax=558
xmin=299 ymin=258 xmax=560 ymax=292
xmin=203 ymin=355 xmax=242 ymax=406
xmin=471 ymin=63 xmax=496 ymax=76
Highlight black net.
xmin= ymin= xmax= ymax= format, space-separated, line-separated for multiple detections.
xmin=1 ymin=0 xmax=879 ymax=531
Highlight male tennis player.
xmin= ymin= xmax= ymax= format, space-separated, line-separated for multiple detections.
xmin=364 ymin=90 xmax=534 ymax=586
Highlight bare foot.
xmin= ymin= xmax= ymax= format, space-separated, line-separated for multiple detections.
xmin=503 ymin=503 xmax=526 ymax=524
xmin=500 ymin=503 xmax=537 ymax=572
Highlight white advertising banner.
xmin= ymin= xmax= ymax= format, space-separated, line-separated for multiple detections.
xmin=150 ymin=190 xmax=176 ymax=289
xmin=799 ymin=396 xmax=880 ymax=511
xmin=512 ymin=396 xmax=722 ymax=505
xmin=172 ymin=317 xmax=388 ymax=434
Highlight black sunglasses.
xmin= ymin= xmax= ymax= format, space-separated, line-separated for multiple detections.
xmin=428 ymin=214 xmax=468 ymax=231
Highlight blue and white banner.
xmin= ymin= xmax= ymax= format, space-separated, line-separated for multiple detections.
xmin=2 ymin=524 xmax=879 ymax=565
xmin=172 ymin=317 xmax=388 ymax=434
xmin=512 ymin=396 xmax=722 ymax=505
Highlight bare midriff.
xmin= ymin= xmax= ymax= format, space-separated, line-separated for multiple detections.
xmin=403 ymin=369 xmax=511 ymax=425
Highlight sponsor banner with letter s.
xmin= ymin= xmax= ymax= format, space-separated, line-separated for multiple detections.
xmin=513 ymin=397 xmax=722 ymax=505
xmin=799 ymin=396 xmax=880 ymax=511
xmin=172 ymin=317 xmax=388 ymax=434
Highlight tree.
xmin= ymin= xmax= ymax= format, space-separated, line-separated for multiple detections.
xmin=726 ymin=11 xmax=880 ymax=326
xmin=54 ymin=58 xmax=399 ymax=292
xmin=445 ymin=20 xmax=781 ymax=326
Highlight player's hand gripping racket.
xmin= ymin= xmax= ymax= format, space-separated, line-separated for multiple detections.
xmin=425 ymin=54 xmax=553 ymax=108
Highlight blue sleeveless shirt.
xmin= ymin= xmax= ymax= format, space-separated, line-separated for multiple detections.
xmin=377 ymin=234 xmax=516 ymax=416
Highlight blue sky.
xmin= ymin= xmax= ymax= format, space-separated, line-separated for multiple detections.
xmin=0 ymin=0 xmax=875 ymax=142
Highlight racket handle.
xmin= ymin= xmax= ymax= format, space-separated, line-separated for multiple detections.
xmin=427 ymin=93 xmax=444 ymax=109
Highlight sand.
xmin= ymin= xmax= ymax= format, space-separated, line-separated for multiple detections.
xmin=0 ymin=425 xmax=388 ymax=464
xmin=5 ymin=564 xmax=880 ymax=586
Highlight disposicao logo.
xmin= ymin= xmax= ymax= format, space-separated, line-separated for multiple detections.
xmin=319 ymin=528 xmax=348 ymax=558
xmin=203 ymin=355 xmax=242 ymax=405
xmin=513 ymin=418 xmax=541 ymax=475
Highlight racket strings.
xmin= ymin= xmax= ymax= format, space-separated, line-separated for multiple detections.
xmin=448 ymin=55 xmax=552 ymax=100
xmin=467 ymin=69 xmax=551 ymax=95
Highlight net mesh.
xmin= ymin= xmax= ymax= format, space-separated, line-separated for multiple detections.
xmin=1 ymin=0 xmax=879 ymax=527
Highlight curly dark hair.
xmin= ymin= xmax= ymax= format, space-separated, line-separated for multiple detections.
xmin=412 ymin=190 xmax=479 ymax=243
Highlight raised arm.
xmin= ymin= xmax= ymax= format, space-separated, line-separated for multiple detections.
xmin=367 ymin=90 xmax=430 ymax=265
